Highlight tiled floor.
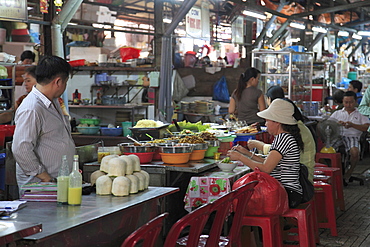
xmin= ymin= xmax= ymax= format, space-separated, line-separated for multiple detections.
xmin=317 ymin=155 xmax=370 ymax=247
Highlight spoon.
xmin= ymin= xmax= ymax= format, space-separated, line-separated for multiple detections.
xmin=146 ymin=133 xmax=154 ymax=141
xmin=126 ymin=135 xmax=142 ymax=146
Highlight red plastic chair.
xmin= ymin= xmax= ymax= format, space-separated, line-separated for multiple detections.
xmin=121 ymin=212 xmax=169 ymax=247
xmin=164 ymin=181 xmax=258 ymax=247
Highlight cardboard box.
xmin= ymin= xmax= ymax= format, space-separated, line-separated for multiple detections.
xmin=70 ymin=47 xmax=102 ymax=62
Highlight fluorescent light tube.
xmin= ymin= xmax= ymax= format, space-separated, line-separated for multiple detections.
xmin=163 ymin=18 xmax=171 ymax=24
xmin=338 ymin=31 xmax=349 ymax=36
xmin=242 ymin=10 xmax=266 ymax=20
xmin=358 ymin=31 xmax=370 ymax=36
xmin=312 ymin=26 xmax=327 ymax=33
xmin=289 ymin=22 xmax=305 ymax=30
xmin=352 ymin=33 xmax=362 ymax=40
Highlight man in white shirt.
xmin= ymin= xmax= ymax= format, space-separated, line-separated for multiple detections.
xmin=12 ymin=56 xmax=75 ymax=190
xmin=330 ymin=91 xmax=370 ymax=181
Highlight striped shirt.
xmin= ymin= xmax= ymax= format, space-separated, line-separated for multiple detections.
xmin=270 ymin=132 xmax=302 ymax=194
xmin=12 ymin=86 xmax=75 ymax=188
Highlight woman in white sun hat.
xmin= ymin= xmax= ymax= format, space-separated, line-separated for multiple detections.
xmin=227 ymin=98 xmax=304 ymax=208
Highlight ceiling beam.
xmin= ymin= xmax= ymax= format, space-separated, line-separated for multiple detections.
xmin=307 ymin=33 xmax=326 ymax=51
xmin=292 ymin=1 xmax=370 ymax=18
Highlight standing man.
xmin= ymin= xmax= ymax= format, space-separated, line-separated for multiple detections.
xmin=329 ymin=91 xmax=370 ymax=182
xmin=12 ymin=56 xmax=75 ymax=189
xmin=348 ymin=80 xmax=363 ymax=105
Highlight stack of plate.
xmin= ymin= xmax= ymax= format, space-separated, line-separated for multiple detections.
xmin=195 ymin=100 xmax=214 ymax=114
xmin=116 ymin=111 xmax=144 ymax=124
xmin=188 ymin=102 xmax=197 ymax=113
xmin=180 ymin=101 xmax=190 ymax=112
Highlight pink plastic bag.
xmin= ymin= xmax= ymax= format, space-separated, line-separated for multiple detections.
xmin=232 ymin=167 xmax=289 ymax=215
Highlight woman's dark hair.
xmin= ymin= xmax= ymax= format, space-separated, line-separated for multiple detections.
xmin=282 ymin=98 xmax=305 ymax=122
xmin=266 ymin=86 xmax=285 ymax=102
xmin=282 ymin=124 xmax=304 ymax=151
xmin=350 ymin=80 xmax=362 ymax=92
xmin=234 ymin=67 xmax=260 ymax=100
xmin=25 ymin=66 xmax=36 ymax=79
xmin=332 ymin=89 xmax=345 ymax=104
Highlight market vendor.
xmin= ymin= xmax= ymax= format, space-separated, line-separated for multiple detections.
xmin=228 ymin=67 xmax=266 ymax=125
xmin=12 ymin=56 xmax=75 ymax=190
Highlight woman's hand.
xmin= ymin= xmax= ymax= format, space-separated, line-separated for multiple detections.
xmin=231 ymin=144 xmax=250 ymax=155
xmin=247 ymin=140 xmax=265 ymax=151
xmin=227 ymin=150 xmax=242 ymax=161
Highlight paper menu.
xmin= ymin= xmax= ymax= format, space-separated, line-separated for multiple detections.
xmin=0 ymin=201 xmax=27 ymax=215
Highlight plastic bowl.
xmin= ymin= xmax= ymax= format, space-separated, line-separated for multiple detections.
xmin=205 ymin=146 xmax=220 ymax=157
xmin=124 ymin=152 xmax=154 ymax=164
xmin=79 ymin=118 xmax=101 ymax=125
xmin=160 ymin=153 xmax=191 ymax=164
xmin=76 ymin=126 xmax=100 ymax=135
xmin=217 ymin=162 xmax=238 ymax=172
xmin=118 ymin=143 xmax=155 ymax=153
xmin=189 ymin=150 xmax=207 ymax=161
xmin=68 ymin=59 xmax=86 ymax=67
xmin=100 ymin=127 xmax=122 ymax=136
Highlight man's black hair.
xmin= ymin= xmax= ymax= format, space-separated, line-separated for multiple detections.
xmin=36 ymin=56 xmax=71 ymax=85
xmin=343 ymin=90 xmax=357 ymax=100
xmin=350 ymin=80 xmax=362 ymax=93
xmin=20 ymin=50 xmax=35 ymax=62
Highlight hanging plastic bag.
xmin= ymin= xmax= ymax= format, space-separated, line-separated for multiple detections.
xmin=232 ymin=167 xmax=289 ymax=215
xmin=212 ymin=76 xmax=230 ymax=103
xmin=119 ymin=47 xmax=141 ymax=62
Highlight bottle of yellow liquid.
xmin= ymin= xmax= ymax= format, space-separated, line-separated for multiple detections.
xmin=68 ymin=155 xmax=82 ymax=206
xmin=57 ymin=155 xmax=70 ymax=205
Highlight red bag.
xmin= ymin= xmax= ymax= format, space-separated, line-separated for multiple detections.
xmin=232 ymin=167 xmax=289 ymax=215
xmin=120 ymin=47 xmax=141 ymax=62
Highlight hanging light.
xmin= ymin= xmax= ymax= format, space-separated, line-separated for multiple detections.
xmin=357 ymin=31 xmax=370 ymax=36
xmin=289 ymin=22 xmax=306 ymax=30
xmin=242 ymin=10 xmax=267 ymax=20
xmin=312 ymin=26 xmax=327 ymax=33
xmin=338 ymin=30 xmax=349 ymax=36
xmin=352 ymin=33 xmax=362 ymax=40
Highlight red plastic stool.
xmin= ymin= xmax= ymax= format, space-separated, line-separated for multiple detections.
xmin=313 ymin=174 xmax=332 ymax=183
xmin=315 ymin=167 xmax=345 ymax=211
xmin=315 ymin=162 xmax=328 ymax=167
xmin=281 ymin=203 xmax=316 ymax=247
xmin=241 ymin=215 xmax=282 ymax=247
xmin=315 ymin=153 xmax=342 ymax=169
xmin=314 ymin=181 xmax=338 ymax=236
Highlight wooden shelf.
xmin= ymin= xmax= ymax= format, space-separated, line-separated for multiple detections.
xmin=69 ymin=104 xmax=151 ymax=109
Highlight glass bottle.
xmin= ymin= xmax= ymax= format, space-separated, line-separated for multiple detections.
xmin=68 ymin=155 xmax=82 ymax=206
xmin=73 ymin=89 xmax=80 ymax=105
xmin=57 ymin=155 xmax=70 ymax=205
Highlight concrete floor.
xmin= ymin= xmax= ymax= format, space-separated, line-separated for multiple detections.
xmin=317 ymin=153 xmax=370 ymax=247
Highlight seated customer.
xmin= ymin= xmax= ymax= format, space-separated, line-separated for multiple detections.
xmin=329 ymin=91 xmax=370 ymax=182
xmin=228 ymin=99 xmax=303 ymax=208
xmin=237 ymin=85 xmax=315 ymax=184
xmin=348 ymin=80 xmax=363 ymax=105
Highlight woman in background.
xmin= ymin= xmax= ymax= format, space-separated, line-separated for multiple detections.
xmin=228 ymin=67 xmax=266 ymax=125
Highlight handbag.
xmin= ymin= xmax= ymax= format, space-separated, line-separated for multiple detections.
xmin=299 ymin=163 xmax=314 ymax=203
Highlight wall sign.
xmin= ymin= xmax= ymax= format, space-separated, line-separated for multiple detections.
xmin=0 ymin=0 xmax=27 ymax=21
xmin=186 ymin=7 xmax=202 ymax=39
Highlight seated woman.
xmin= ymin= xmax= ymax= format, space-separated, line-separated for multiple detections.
xmin=242 ymin=85 xmax=316 ymax=184
xmin=228 ymin=99 xmax=303 ymax=208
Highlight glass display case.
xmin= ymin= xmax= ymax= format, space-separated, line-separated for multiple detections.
xmin=251 ymin=50 xmax=313 ymax=104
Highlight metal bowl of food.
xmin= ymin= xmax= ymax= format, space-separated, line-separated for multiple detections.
xmin=118 ymin=143 xmax=155 ymax=153
xmin=206 ymin=140 xmax=220 ymax=147
xmin=158 ymin=143 xmax=194 ymax=153
xmin=191 ymin=142 xmax=208 ymax=150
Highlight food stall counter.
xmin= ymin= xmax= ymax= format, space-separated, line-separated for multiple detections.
xmin=5 ymin=187 xmax=178 ymax=247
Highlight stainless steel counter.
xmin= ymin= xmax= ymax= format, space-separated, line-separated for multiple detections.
xmin=0 ymin=221 xmax=41 ymax=246
xmin=6 ymin=187 xmax=178 ymax=247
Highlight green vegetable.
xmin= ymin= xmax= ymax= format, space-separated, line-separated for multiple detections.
xmin=221 ymin=157 xmax=231 ymax=163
